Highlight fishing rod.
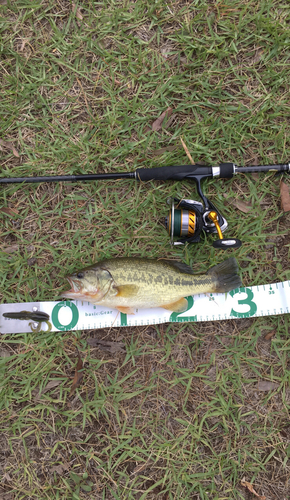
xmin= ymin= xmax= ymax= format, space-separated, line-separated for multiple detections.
xmin=1 ymin=161 xmax=289 ymax=249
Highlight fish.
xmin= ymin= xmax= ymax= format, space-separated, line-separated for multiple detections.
xmin=62 ymin=257 xmax=241 ymax=315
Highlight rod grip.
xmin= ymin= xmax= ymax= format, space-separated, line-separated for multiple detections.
xmin=135 ymin=164 xmax=212 ymax=181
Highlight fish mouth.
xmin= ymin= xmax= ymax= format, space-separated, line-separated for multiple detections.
xmin=62 ymin=277 xmax=83 ymax=298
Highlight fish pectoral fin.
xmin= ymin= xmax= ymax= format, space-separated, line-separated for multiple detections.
xmin=160 ymin=298 xmax=188 ymax=313
xmin=117 ymin=306 xmax=135 ymax=315
xmin=115 ymin=284 xmax=139 ymax=298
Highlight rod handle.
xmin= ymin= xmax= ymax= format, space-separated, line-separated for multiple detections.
xmin=135 ymin=164 xmax=212 ymax=181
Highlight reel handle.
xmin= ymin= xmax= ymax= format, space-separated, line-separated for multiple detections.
xmin=207 ymin=211 xmax=242 ymax=249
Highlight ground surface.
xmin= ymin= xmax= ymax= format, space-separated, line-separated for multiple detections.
xmin=0 ymin=1 xmax=290 ymax=499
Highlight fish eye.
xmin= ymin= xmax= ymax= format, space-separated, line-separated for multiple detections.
xmin=77 ymin=272 xmax=84 ymax=279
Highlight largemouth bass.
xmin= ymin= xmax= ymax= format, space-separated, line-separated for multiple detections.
xmin=62 ymin=257 xmax=241 ymax=314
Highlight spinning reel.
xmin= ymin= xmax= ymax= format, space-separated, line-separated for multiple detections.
xmin=165 ymin=197 xmax=242 ymax=249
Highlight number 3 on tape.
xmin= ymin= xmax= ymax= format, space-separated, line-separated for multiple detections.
xmin=229 ymin=287 xmax=257 ymax=318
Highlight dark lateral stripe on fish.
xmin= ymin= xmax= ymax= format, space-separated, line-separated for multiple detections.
xmin=112 ymin=272 xmax=214 ymax=288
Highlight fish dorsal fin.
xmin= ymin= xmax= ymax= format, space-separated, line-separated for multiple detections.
xmin=159 ymin=259 xmax=194 ymax=275
xmin=115 ymin=284 xmax=139 ymax=298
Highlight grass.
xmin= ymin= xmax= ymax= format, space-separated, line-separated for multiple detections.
xmin=1 ymin=0 xmax=290 ymax=498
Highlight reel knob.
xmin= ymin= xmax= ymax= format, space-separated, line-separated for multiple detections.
xmin=212 ymin=238 xmax=242 ymax=249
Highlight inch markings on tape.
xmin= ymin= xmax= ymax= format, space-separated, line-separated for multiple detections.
xmin=0 ymin=281 xmax=289 ymax=334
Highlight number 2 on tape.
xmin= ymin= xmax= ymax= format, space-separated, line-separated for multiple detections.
xmin=169 ymin=296 xmax=197 ymax=322
xmin=229 ymin=287 xmax=257 ymax=318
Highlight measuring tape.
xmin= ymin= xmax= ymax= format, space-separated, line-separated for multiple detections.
xmin=0 ymin=280 xmax=289 ymax=334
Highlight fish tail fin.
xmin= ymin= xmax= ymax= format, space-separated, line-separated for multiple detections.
xmin=207 ymin=257 xmax=242 ymax=293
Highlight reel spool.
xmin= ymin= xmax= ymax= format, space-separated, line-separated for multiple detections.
xmin=165 ymin=198 xmax=242 ymax=249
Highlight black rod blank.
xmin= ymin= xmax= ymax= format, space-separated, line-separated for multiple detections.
xmin=235 ymin=164 xmax=289 ymax=173
xmin=0 ymin=172 xmax=135 ymax=184
xmin=0 ymin=162 xmax=289 ymax=184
